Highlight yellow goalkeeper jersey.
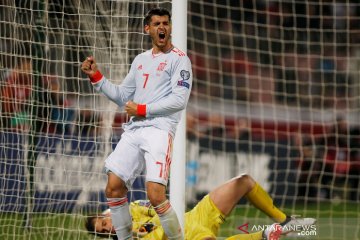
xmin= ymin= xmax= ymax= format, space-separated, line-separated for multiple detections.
xmin=130 ymin=195 xmax=225 ymax=240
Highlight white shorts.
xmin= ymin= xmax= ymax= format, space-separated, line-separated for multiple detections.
xmin=104 ymin=127 xmax=173 ymax=189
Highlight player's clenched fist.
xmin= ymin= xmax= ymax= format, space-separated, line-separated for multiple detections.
xmin=126 ymin=101 xmax=147 ymax=118
xmin=125 ymin=101 xmax=138 ymax=117
xmin=81 ymin=56 xmax=103 ymax=83
xmin=81 ymin=56 xmax=98 ymax=75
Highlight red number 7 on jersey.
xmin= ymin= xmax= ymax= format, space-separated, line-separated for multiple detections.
xmin=156 ymin=161 xmax=163 ymax=177
xmin=143 ymin=73 xmax=149 ymax=88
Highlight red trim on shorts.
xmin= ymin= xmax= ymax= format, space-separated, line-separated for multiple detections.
xmin=164 ymin=134 xmax=172 ymax=180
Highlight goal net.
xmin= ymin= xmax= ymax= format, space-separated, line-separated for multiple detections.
xmin=0 ymin=0 xmax=171 ymax=239
xmin=186 ymin=1 xmax=360 ymax=239
xmin=0 ymin=0 xmax=359 ymax=240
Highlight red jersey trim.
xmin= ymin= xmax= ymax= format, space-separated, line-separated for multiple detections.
xmin=89 ymin=70 xmax=103 ymax=84
xmin=171 ymin=47 xmax=186 ymax=56
xmin=137 ymin=104 xmax=147 ymax=117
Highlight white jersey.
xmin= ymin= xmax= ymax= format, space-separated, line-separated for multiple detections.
xmin=92 ymin=47 xmax=192 ymax=136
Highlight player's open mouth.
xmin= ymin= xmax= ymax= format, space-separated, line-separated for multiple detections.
xmin=159 ymin=32 xmax=166 ymax=39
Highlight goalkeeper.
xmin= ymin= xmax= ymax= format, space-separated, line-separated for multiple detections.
xmin=85 ymin=174 xmax=316 ymax=240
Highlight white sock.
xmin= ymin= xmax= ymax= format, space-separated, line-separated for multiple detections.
xmin=154 ymin=200 xmax=183 ymax=240
xmin=107 ymin=197 xmax=133 ymax=240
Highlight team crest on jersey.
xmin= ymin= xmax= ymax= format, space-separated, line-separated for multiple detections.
xmin=137 ymin=64 xmax=143 ymax=70
xmin=157 ymin=62 xmax=167 ymax=71
xmin=177 ymin=70 xmax=191 ymax=89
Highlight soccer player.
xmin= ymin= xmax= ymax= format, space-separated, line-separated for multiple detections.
xmin=85 ymin=174 xmax=316 ymax=240
xmin=81 ymin=7 xmax=192 ymax=240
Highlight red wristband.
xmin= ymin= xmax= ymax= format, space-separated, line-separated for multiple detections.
xmin=137 ymin=104 xmax=147 ymax=117
xmin=89 ymin=70 xmax=103 ymax=83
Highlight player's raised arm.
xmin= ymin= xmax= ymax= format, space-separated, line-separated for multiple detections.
xmin=81 ymin=56 xmax=137 ymax=108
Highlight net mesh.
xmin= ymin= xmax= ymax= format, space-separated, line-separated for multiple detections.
xmin=186 ymin=1 xmax=360 ymax=239
xmin=0 ymin=0 xmax=170 ymax=239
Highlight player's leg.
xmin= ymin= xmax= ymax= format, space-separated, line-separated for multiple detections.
xmin=244 ymin=177 xmax=287 ymax=223
xmin=142 ymin=127 xmax=182 ymax=240
xmin=104 ymin=130 xmax=145 ymax=240
xmin=209 ymin=175 xmax=288 ymax=238
xmin=147 ymin=181 xmax=182 ymax=239
xmin=209 ymin=174 xmax=286 ymax=222
xmin=209 ymin=174 xmax=254 ymax=216
xmin=209 ymin=174 xmax=286 ymax=238
xmin=210 ymin=174 xmax=316 ymax=237
xmin=105 ymin=173 xmax=132 ymax=239
xmin=242 ymin=176 xmax=316 ymax=235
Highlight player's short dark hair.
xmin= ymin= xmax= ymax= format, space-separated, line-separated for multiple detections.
xmin=85 ymin=216 xmax=98 ymax=236
xmin=144 ymin=7 xmax=171 ymax=26
xmin=85 ymin=215 xmax=118 ymax=240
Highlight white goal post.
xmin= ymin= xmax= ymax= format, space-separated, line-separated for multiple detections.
xmin=170 ymin=0 xmax=188 ymax=230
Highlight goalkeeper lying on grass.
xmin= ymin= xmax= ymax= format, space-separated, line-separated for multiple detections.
xmin=85 ymin=174 xmax=315 ymax=240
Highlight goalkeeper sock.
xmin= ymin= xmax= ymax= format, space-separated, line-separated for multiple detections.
xmin=107 ymin=197 xmax=133 ymax=240
xmin=245 ymin=182 xmax=287 ymax=223
xmin=154 ymin=200 xmax=183 ymax=239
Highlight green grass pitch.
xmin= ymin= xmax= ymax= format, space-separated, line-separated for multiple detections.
xmin=0 ymin=202 xmax=359 ymax=239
